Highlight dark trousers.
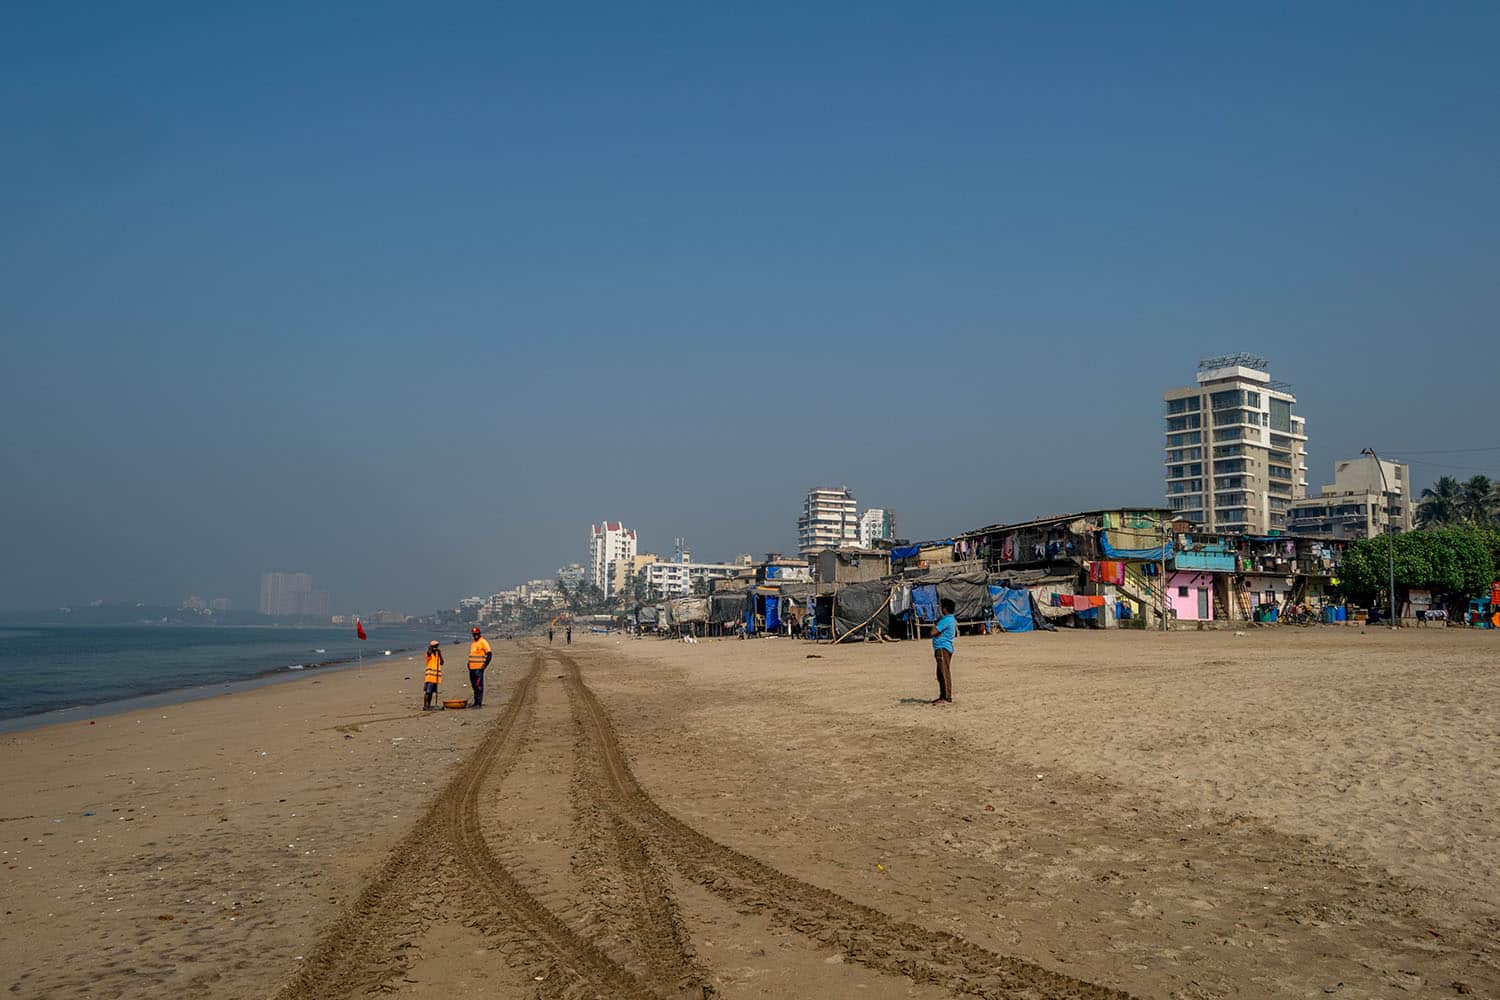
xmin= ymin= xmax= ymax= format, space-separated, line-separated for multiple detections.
xmin=469 ymin=668 xmax=485 ymax=705
xmin=933 ymin=648 xmax=953 ymax=701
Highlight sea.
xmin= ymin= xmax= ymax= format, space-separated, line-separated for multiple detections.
xmin=0 ymin=624 xmax=445 ymax=730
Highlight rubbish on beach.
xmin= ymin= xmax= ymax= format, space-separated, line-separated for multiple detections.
xmin=1234 ymin=631 xmax=1248 ymax=637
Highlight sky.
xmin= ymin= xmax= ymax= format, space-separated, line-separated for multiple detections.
xmin=2 ymin=3 xmax=1497 ymax=613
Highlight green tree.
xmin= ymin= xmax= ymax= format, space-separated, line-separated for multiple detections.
xmin=1338 ymin=526 xmax=1495 ymax=603
xmin=1460 ymin=475 xmax=1497 ymax=525
xmin=1417 ymin=476 xmax=1463 ymax=527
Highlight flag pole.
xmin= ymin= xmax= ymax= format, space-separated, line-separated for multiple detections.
xmin=355 ymin=617 xmax=365 ymax=679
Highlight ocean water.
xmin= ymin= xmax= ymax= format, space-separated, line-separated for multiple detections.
xmin=0 ymin=624 xmax=445 ymax=724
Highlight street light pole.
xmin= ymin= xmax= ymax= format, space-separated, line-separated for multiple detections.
xmin=1361 ymin=448 xmax=1398 ymax=631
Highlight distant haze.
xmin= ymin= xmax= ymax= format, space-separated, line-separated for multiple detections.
xmin=2 ymin=5 xmax=1496 ymax=612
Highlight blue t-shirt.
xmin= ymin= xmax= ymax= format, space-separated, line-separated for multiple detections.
xmin=932 ymin=614 xmax=956 ymax=652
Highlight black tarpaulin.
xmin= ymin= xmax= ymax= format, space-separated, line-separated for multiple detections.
xmin=832 ymin=580 xmax=891 ymax=638
xmin=708 ymin=593 xmax=746 ymax=624
xmin=933 ymin=572 xmax=992 ymax=622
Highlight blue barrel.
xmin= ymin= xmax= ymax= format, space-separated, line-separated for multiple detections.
xmin=1323 ymin=606 xmax=1337 ymax=624
xmin=1335 ymin=606 xmax=1347 ymax=622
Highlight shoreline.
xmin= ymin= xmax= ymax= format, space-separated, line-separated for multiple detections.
xmin=0 ymin=638 xmax=512 ymax=1000
xmin=0 ymin=641 xmax=436 ymax=735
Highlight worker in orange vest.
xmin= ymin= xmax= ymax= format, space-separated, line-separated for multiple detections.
xmin=422 ymin=640 xmax=444 ymax=711
xmin=467 ymin=626 xmax=493 ymax=708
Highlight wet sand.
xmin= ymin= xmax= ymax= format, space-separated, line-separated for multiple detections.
xmin=2 ymin=629 xmax=1496 ymax=998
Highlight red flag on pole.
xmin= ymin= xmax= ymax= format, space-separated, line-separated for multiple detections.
xmin=355 ymin=618 xmax=367 ymax=640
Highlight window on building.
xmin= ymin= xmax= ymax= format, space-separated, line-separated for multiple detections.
xmin=1210 ymin=389 xmax=1244 ymax=409
xmin=1269 ymin=398 xmax=1292 ymax=432
xmin=1178 ymin=586 xmax=1189 ymax=597
xmin=1167 ymin=431 xmax=1203 ymax=447
xmin=1165 ymin=396 xmax=1202 ymax=414
xmin=1166 ymin=414 xmax=1202 ymax=432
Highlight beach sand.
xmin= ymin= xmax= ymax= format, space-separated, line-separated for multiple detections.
xmin=2 ymin=628 xmax=1497 ymax=998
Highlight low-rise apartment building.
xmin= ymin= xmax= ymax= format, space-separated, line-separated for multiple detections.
xmin=1287 ymin=455 xmax=1412 ymax=539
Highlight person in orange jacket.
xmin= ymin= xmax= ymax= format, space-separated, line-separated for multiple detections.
xmin=467 ymin=627 xmax=492 ymax=708
xmin=422 ymin=640 xmax=444 ymax=711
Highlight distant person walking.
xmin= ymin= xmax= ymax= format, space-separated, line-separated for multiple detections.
xmin=931 ymin=598 xmax=956 ymax=704
xmin=422 ymin=640 xmax=444 ymax=711
xmin=467 ymin=627 xmax=492 ymax=708
xmin=565 ymin=625 xmax=572 ymax=644
xmin=548 ymin=627 xmax=554 ymax=643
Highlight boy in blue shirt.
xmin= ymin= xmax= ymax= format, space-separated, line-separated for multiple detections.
xmin=931 ymin=598 xmax=957 ymax=704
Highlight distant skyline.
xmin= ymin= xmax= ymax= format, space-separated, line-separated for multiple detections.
xmin=3 ymin=4 xmax=1497 ymax=612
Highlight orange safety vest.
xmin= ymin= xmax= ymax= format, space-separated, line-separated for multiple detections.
xmin=424 ymin=650 xmax=443 ymax=684
xmin=468 ymin=637 xmax=491 ymax=669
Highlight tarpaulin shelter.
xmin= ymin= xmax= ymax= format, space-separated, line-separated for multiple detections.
xmin=708 ymin=593 xmax=745 ymax=624
xmin=903 ymin=568 xmax=994 ymax=621
xmin=935 ymin=571 xmax=994 ymax=622
xmin=988 ymin=585 xmax=1035 ymax=632
xmin=636 ymin=605 xmax=658 ymax=627
xmin=912 ymin=584 xmax=939 ymax=622
xmin=669 ymin=596 xmax=708 ymax=625
xmin=829 ymin=579 xmax=891 ymax=639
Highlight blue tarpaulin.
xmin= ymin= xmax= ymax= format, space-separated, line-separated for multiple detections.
xmin=988 ymin=585 xmax=1034 ymax=632
xmin=1099 ymin=530 xmax=1174 ymax=562
xmin=889 ymin=544 xmax=921 ymax=560
xmin=765 ymin=595 xmax=780 ymax=632
xmin=912 ymin=584 xmax=939 ymax=622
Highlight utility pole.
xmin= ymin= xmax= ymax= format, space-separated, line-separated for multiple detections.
xmin=1159 ymin=514 xmax=1169 ymax=631
xmin=1361 ymin=448 xmax=1398 ymax=631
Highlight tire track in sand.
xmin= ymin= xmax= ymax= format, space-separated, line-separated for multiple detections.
xmin=565 ymin=670 xmax=715 ymax=998
xmin=559 ymin=650 xmax=1142 ymax=1000
xmin=271 ymin=653 xmax=670 ymax=1000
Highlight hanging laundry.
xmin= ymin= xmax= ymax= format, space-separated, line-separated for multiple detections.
xmin=1089 ymin=561 xmax=1125 ymax=585
xmin=1050 ymin=593 xmax=1062 ymax=607
xmin=1089 ymin=595 xmax=1107 ymax=608
xmin=1059 ymin=594 xmax=1074 ymax=607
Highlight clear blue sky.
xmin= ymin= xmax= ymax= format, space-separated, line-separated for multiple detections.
xmin=3 ymin=3 xmax=1496 ymax=612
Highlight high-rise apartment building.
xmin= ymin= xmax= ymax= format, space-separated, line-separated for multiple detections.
xmin=1286 ymin=455 xmax=1412 ymax=539
xmin=587 ymin=521 xmax=637 ymax=599
xmin=258 ymin=571 xmax=328 ymax=617
xmin=1163 ymin=356 xmax=1308 ymax=533
xmin=857 ymin=508 xmax=896 ymax=548
xmin=798 ymin=487 xmax=859 ymax=555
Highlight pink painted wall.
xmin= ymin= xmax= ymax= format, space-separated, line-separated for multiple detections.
xmin=1168 ymin=571 xmax=1214 ymax=621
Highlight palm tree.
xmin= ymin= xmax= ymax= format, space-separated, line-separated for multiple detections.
xmin=1417 ymin=476 xmax=1463 ymax=527
xmin=1460 ymin=474 xmax=1497 ymax=525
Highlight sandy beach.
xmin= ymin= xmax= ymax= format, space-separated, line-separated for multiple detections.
xmin=2 ymin=628 xmax=1497 ymax=998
